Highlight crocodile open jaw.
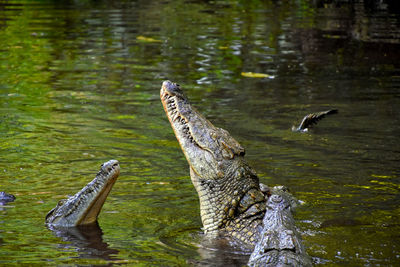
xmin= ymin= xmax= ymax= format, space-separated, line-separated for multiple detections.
xmin=161 ymin=81 xmax=266 ymax=246
xmin=45 ymin=160 xmax=120 ymax=227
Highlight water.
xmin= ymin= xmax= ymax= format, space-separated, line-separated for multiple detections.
xmin=1 ymin=0 xmax=399 ymax=265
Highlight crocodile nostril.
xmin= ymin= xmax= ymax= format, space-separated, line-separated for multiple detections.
xmin=271 ymin=194 xmax=283 ymax=203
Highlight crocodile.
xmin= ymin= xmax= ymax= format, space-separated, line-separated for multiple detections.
xmin=45 ymin=160 xmax=120 ymax=227
xmin=0 ymin=192 xmax=15 ymax=205
xmin=160 ymin=81 xmax=312 ymax=265
xmin=248 ymin=192 xmax=312 ymax=266
xmin=292 ymin=109 xmax=338 ymax=132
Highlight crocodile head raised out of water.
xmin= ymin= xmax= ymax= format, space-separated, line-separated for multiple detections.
xmin=161 ymin=81 xmax=312 ymax=265
xmin=161 ymin=81 xmax=266 ymax=248
xmin=45 ymin=160 xmax=120 ymax=227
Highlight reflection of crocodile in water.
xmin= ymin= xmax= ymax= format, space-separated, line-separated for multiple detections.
xmin=48 ymin=222 xmax=119 ymax=261
xmin=160 ymin=81 xmax=312 ymax=266
xmin=45 ymin=160 xmax=120 ymax=227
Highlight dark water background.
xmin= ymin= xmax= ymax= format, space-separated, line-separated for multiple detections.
xmin=1 ymin=0 xmax=399 ymax=265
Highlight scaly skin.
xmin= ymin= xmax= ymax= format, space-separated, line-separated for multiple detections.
xmin=248 ymin=192 xmax=312 ymax=266
xmin=160 ymin=81 xmax=266 ymax=249
xmin=160 ymin=81 xmax=312 ymax=266
xmin=45 ymin=160 xmax=120 ymax=227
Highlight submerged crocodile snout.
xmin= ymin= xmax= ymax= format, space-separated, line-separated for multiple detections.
xmin=270 ymin=194 xmax=283 ymax=203
xmin=267 ymin=194 xmax=290 ymax=211
xmin=249 ymin=191 xmax=312 ymax=266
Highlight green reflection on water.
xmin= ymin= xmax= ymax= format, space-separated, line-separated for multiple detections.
xmin=0 ymin=0 xmax=399 ymax=266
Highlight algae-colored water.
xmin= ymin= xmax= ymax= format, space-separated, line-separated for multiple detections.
xmin=1 ymin=0 xmax=399 ymax=265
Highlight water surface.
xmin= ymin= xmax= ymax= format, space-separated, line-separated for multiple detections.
xmin=1 ymin=0 xmax=399 ymax=265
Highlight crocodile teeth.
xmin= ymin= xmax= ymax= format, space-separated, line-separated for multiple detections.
xmin=167 ymin=99 xmax=177 ymax=113
xmin=173 ymin=114 xmax=181 ymax=123
xmin=171 ymin=112 xmax=179 ymax=122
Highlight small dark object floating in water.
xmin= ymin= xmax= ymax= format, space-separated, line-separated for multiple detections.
xmin=292 ymin=109 xmax=338 ymax=132
xmin=0 ymin=191 xmax=16 ymax=205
